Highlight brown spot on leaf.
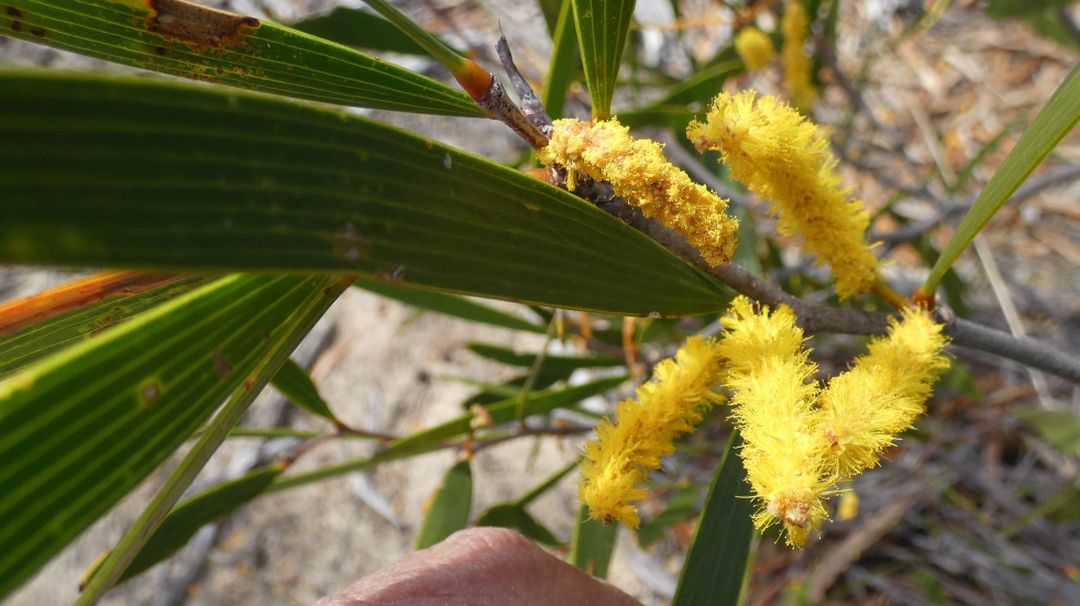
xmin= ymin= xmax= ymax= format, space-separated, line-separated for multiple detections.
xmin=146 ymin=0 xmax=259 ymax=50
xmin=10 ymin=20 xmax=20 ymax=32
xmin=138 ymin=380 xmax=163 ymax=406
xmin=331 ymin=222 xmax=372 ymax=264
xmin=212 ymin=348 xmax=234 ymax=378
xmin=242 ymin=376 xmax=257 ymax=391
xmin=5 ymin=6 xmax=21 ymax=17
xmin=29 ymin=26 xmax=43 ymax=37
xmin=154 ymin=45 xmax=166 ymax=55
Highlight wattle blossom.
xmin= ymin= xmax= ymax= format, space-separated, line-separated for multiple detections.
xmin=735 ymin=27 xmax=776 ymax=72
xmin=717 ymin=297 xmax=831 ymax=547
xmin=541 ymin=117 xmax=740 ymax=266
xmin=579 ymin=336 xmax=725 ymax=528
xmin=687 ymin=91 xmax=880 ymax=298
xmin=781 ymin=1 xmax=817 ymax=111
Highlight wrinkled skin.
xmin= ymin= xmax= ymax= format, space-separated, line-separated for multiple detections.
xmin=315 ymin=527 xmax=641 ymax=606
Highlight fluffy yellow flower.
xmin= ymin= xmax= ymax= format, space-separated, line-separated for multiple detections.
xmin=735 ymin=27 xmax=776 ymax=72
xmin=817 ymin=307 xmax=950 ymax=477
xmin=781 ymin=1 xmax=817 ymax=112
xmin=541 ymin=117 xmax=739 ymax=266
xmin=686 ymin=91 xmax=880 ymax=298
xmin=718 ymin=297 xmax=832 ymax=547
xmin=579 ymin=336 xmax=725 ymax=528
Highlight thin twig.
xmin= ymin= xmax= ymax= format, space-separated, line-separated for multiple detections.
xmin=972 ymin=235 xmax=1053 ymax=404
xmin=871 ymin=165 xmax=1080 ymax=243
xmin=583 ymin=181 xmax=1080 ymax=383
xmin=942 ymin=312 xmax=1080 ymax=385
xmin=474 ymin=75 xmax=550 ymax=149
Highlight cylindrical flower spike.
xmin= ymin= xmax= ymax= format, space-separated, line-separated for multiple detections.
xmin=718 ymin=297 xmax=832 ymax=548
xmin=781 ymin=1 xmax=817 ymax=112
xmin=735 ymin=27 xmax=776 ymax=72
xmin=687 ymin=91 xmax=881 ymax=298
xmin=817 ymin=307 xmax=950 ymax=477
xmin=579 ymin=336 xmax=725 ymax=529
xmin=541 ymin=117 xmax=740 ymax=266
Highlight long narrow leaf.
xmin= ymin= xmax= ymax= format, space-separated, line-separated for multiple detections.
xmin=467 ymin=342 xmax=623 ymax=373
xmin=356 ymin=279 xmax=544 ymax=334
xmin=80 ymin=275 xmax=343 ymax=603
xmin=921 ymin=62 xmax=1080 ymax=297
xmin=0 ymin=274 xmax=344 ymax=598
xmin=568 ymin=503 xmax=617 ymax=578
xmin=271 ymin=358 xmax=342 ymax=425
xmin=0 ymin=275 xmax=206 ymax=378
xmin=119 ymin=464 xmax=285 ymax=584
xmin=385 ymin=375 xmax=627 ymax=458
xmin=0 ymin=72 xmax=734 ymax=316
xmin=571 ymin=0 xmax=637 ymax=118
xmin=672 ymin=432 xmax=755 ymax=606
xmin=542 ymin=0 xmax=581 ymax=121
xmin=415 ymin=459 xmax=473 ymax=549
xmin=289 ymin=7 xmax=435 ymax=56
xmin=3 ymin=0 xmax=481 ymax=116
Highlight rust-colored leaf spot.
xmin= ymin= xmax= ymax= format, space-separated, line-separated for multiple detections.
xmin=242 ymin=376 xmax=257 ymax=391
xmin=146 ymin=0 xmax=259 ymax=50
xmin=212 ymin=348 xmax=234 ymax=379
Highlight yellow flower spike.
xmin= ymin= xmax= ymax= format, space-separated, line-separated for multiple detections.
xmin=734 ymin=27 xmax=776 ymax=72
xmin=541 ymin=117 xmax=740 ymax=266
xmin=579 ymin=336 xmax=725 ymax=529
xmin=687 ymin=91 xmax=881 ymax=298
xmin=718 ymin=297 xmax=833 ymax=548
xmin=781 ymin=1 xmax=817 ymax=112
xmin=817 ymin=307 xmax=950 ymax=478
xmin=837 ymin=489 xmax=859 ymax=521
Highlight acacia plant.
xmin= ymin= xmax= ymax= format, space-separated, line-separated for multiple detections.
xmin=1 ymin=0 xmax=1078 ymax=603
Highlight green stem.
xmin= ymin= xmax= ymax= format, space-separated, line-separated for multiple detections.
xmin=517 ymin=313 xmax=560 ymax=424
xmin=362 ymin=0 xmax=466 ymax=73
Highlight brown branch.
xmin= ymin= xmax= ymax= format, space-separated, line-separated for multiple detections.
xmin=870 ymin=165 xmax=1080 ymax=244
xmin=588 ymin=187 xmax=1080 ymax=384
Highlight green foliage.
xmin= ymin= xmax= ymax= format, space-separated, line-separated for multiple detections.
xmin=356 ymin=280 xmax=545 ymax=333
xmin=85 ymin=464 xmax=285 ymax=588
xmin=0 ymin=275 xmax=343 ymax=596
xmin=1015 ymin=407 xmax=1080 ymax=454
xmin=569 ymin=504 xmax=618 ymax=578
xmin=0 ymin=276 xmax=206 ymax=378
xmin=0 ymin=72 xmax=733 ymax=316
xmin=1 ymin=0 xmax=480 ymax=116
xmin=672 ymin=433 xmax=754 ymax=606
xmin=415 ymin=459 xmax=474 ymax=549
xmin=271 ymin=358 xmax=342 ymax=425
xmin=543 ymin=0 xmax=583 ymax=121
xmin=1 ymin=0 xmax=1076 ymax=602
xmin=290 ymin=7 xmax=436 ymax=56
xmin=922 ymin=63 xmax=1080 ymax=296
xmin=571 ymin=0 xmax=637 ymax=118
